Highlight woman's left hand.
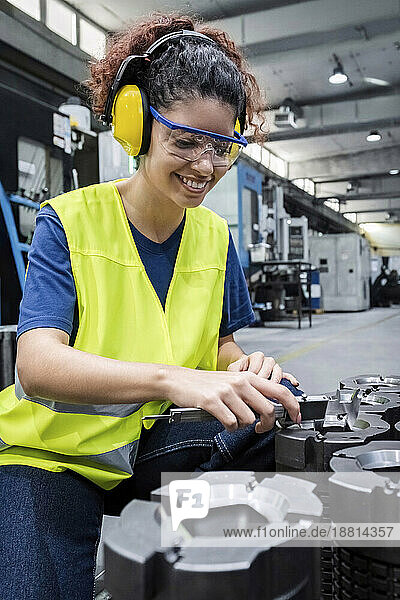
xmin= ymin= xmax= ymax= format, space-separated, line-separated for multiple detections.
xmin=227 ymin=351 xmax=299 ymax=387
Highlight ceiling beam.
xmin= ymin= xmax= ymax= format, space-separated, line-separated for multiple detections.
xmin=288 ymin=145 xmax=400 ymax=180
xmin=341 ymin=207 xmax=400 ymax=213
xmin=244 ymin=16 xmax=399 ymax=59
xmin=314 ymin=173 xmax=399 ymax=184
xmin=317 ymin=191 xmax=400 ymax=202
xmin=267 ymin=117 xmax=400 ymax=142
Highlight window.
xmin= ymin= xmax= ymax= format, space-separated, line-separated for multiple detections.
xmin=343 ymin=213 xmax=357 ymax=223
xmin=6 ymin=0 xmax=40 ymax=20
xmin=324 ymin=198 xmax=340 ymax=212
xmin=46 ymin=0 xmax=77 ymax=45
xmin=269 ymin=152 xmax=287 ymax=178
xmin=80 ymin=18 xmax=106 ymax=58
xmin=243 ymin=143 xmax=261 ymax=163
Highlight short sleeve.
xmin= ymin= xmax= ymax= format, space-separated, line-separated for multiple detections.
xmin=219 ymin=231 xmax=255 ymax=337
xmin=16 ymin=205 xmax=77 ymax=340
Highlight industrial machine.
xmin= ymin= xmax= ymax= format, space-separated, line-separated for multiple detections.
xmin=371 ymin=265 xmax=400 ymax=307
xmin=202 ymin=162 xmax=264 ymax=270
xmin=309 ymin=233 xmax=370 ymax=312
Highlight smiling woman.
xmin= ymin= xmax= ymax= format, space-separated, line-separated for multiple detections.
xmin=0 ymin=12 xmax=302 ymax=600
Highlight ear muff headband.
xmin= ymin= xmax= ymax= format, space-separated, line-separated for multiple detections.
xmin=103 ymin=30 xmax=246 ymax=157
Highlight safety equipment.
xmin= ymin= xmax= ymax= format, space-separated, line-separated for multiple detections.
xmin=0 ymin=180 xmax=229 ymax=490
xmin=100 ymin=30 xmax=247 ymax=157
xmin=150 ymin=106 xmax=247 ymax=167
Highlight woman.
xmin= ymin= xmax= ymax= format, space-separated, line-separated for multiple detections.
xmin=0 ymin=14 xmax=301 ymax=600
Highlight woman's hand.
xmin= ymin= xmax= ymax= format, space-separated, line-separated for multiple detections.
xmin=227 ymin=351 xmax=299 ymax=387
xmin=161 ymin=365 xmax=301 ymax=434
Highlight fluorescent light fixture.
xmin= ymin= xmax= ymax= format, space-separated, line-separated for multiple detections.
xmin=364 ymin=77 xmax=390 ymax=87
xmin=329 ymin=67 xmax=348 ymax=85
xmin=389 ymin=169 xmax=399 ymax=175
xmin=366 ymin=130 xmax=381 ymax=142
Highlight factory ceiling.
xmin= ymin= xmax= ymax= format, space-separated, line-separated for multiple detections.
xmin=64 ymin=0 xmax=400 ymax=224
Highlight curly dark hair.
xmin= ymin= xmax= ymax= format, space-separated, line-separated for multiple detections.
xmin=85 ymin=13 xmax=267 ymax=142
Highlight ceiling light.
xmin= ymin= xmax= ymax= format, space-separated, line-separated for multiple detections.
xmin=364 ymin=77 xmax=390 ymax=86
xmin=389 ymin=169 xmax=399 ymax=175
xmin=366 ymin=130 xmax=381 ymax=142
xmin=329 ymin=67 xmax=348 ymax=84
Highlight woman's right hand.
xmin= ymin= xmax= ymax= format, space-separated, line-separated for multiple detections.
xmin=161 ymin=366 xmax=301 ymax=434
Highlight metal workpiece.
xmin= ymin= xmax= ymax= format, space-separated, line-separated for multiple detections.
xmin=275 ymin=413 xmax=390 ymax=472
xmin=152 ymin=471 xmax=323 ymax=523
xmin=104 ymin=472 xmax=321 ymax=600
xmin=356 ymin=391 xmax=400 ymax=430
xmin=329 ymin=442 xmax=400 ymax=600
xmin=339 ymin=374 xmax=400 ymax=394
xmin=330 ymin=440 xmax=400 ymax=473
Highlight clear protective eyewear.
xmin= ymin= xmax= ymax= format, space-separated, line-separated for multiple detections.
xmin=150 ymin=106 xmax=248 ymax=167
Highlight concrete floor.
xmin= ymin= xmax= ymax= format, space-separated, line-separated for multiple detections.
xmin=234 ymin=307 xmax=400 ymax=395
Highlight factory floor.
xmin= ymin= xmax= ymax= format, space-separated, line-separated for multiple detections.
xmin=234 ymin=307 xmax=400 ymax=395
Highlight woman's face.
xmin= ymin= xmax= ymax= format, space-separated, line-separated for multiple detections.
xmin=139 ymin=98 xmax=236 ymax=209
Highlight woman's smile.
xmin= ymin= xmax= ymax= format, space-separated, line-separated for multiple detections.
xmin=175 ymin=173 xmax=211 ymax=193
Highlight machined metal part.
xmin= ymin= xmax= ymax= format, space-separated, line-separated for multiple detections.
xmin=104 ymin=471 xmax=321 ymax=600
xmin=275 ymin=413 xmax=390 ymax=472
xmin=329 ymin=442 xmax=400 ymax=599
xmin=330 ymin=440 xmax=400 ymax=473
xmin=323 ymin=389 xmax=362 ymax=430
xmin=339 ymin=374 xmax=400 ymax=394
xmin=356 ymin=391 xmax=400 ymax=430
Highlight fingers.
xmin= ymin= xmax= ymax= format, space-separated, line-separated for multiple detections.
xmin=223 ymin=393 xmax=257 ymax=429
xmin=202 ymin=391 xmax=256 ymax=432
xmin=257 ymin=355 xmax=276 ymax=378
xmin=227 ymin=355 xmax=249 ymax=372
xmin=282 ymin=371 xmax=300 ymax=386
xmin=246 ymin=352 xmax=265 ymax=374
xmin=234 ymin=383 xmax=278 ymax=433
xmin=248 ymin=375 xmax=301 ymax=424
xmin=270 ymin=363 xmax=283 ymax=383
xmin=202 ymin=400 xmax=239 ymax=432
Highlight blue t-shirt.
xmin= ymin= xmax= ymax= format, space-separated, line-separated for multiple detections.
xmin=17 ymin=205 xmax=255 ymax=342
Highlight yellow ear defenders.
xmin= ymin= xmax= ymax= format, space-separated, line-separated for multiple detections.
xmin=101 ymin=30 xmax=246 ymax=157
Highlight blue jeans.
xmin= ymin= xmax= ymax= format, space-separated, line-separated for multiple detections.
xmin=0 ymin=380 xmax=302 ymax=599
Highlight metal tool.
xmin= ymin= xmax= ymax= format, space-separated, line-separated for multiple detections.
xmin=142 ymin=390 xmax=363 ymax=429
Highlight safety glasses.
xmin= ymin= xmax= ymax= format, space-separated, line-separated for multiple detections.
xmin=150 ymin=106 xmax=248 ymax=167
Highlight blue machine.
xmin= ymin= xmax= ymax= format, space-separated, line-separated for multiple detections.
xmin=0 ymin=180 xmax=39 ymax=293
xmin=237 ymin=163 xmax=263 ymax=270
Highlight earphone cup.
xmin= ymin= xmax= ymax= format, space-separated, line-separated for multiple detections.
xmin=111 ymin=85 xmax=151 ymax=157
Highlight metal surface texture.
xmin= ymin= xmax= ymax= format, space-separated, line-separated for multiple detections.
xmin=275 ymin=412 xmax=390 ymax=472
xmin=329 ymin=441 xmax=400 ymax=600
xmin=104 ymin=472 xmax=321 ymax=600
xmin=339 ymin=374 xmax=400 ymax=395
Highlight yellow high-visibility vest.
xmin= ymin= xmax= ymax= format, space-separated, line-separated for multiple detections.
xmin=0 ymin=181 xmax=229 ymax=489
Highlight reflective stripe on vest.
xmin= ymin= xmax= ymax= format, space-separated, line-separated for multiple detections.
xmin=0 ymin=181 xmax=229 ymax=490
